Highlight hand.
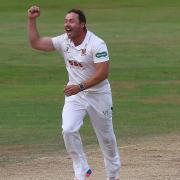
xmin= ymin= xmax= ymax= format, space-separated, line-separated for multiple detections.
xmin=28 ymin=5 xmax=40 ymax=20
xmin=64 ymin=85 xmax=80 ymax=96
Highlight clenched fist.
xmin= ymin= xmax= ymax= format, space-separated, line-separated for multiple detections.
xmin=64 ymin=85 xmax=81 ymax=96
xmin=28 ymin=5 xmax=40 ymax=19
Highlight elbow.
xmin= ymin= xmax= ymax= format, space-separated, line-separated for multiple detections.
xmin=30 ymin=40 xmax=42 ymax=50
xmin=30 ymin=43 xmax=36 ymax=49
xmin=105 ymin=71 xmax=109 ymax=79
xmin=101 ymin=72 xmax=108 ymax=81
xmin=98 ymin=69 xmax=109 ymax=81
xmin=104 ymin=74 xmax=108 ymax=80
xmin=29 ymin=37 xmax=41 ymax=49
xmin=30 ymin=40 xmax=38 ymax=49
xmin=102 ymin=74 xmax=108 ymax=80
xmin=104 ymin=70 xmax=109 ymax=79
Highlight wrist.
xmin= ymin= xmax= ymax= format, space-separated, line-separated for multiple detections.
xmin=78 ymin=82 xmax=86 ymax=91
xmin=28 ymin=18 xmax=36 ymax=22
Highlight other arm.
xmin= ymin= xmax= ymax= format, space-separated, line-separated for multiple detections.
xmin=83 ymin=61 xmax=109 ymax=88
xmin=27 ymin=6 xmax=55 ymax=51
xmin=64 ymin=61 xmax=109 ymax=96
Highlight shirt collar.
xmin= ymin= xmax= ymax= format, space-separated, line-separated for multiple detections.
xmin=68 ymin=30 xmax=91 ymax=50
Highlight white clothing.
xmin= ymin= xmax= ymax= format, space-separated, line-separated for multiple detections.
xmin=52 ymin=30 xmax=121 ymax=179
xmin=52 ymin=30 xmax=111 ymax=93
xmin=62 ymin=92 xmax=121 ymax=180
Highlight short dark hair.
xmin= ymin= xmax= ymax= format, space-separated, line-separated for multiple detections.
xmin=67 ymin=9 xmax=86 ymax=24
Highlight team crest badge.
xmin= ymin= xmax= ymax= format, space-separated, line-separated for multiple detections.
xmin=64 ymin=44 xmax=70 ymax=52
xmin=65 ymin=46 xmax=70 ymax=52
xmin=81 ymin=49 xmax=86 ymax=56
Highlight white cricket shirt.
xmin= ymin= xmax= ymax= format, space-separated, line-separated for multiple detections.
xmin=52 ymin=30 xmax=111 ymax=93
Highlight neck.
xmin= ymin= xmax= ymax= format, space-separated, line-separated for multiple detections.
xmin=73 ymin=29 xmax=87 ymax=46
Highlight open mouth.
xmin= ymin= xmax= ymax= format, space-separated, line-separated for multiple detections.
xmin=66 ymin=28 xmax=72 ymax=34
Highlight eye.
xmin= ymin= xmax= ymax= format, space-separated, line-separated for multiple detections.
xmin=69 ymin=19 xmax=76 ymax=23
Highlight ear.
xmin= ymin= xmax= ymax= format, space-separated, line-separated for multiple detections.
xmin=80 ymin=22 xmax=85 ymax=29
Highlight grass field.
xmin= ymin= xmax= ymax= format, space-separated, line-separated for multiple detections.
xmin=0 ymin=0 xmax=180 ymax=159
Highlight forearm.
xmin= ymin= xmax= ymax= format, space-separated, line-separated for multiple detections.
xmin=84 ymin=71 xmax=108 ymax=89
xmin=82 ymin=62 xmax=109 ymax=90
xmin=27 ymin=19 xmax=40 ymax=47
xmin=64 ymin=62 xmax=109 ymax=96
xmin=64 ymin=71 xmax=108 ymax=96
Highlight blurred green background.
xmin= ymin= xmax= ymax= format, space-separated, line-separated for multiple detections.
xmin=0 ymin=0 xmax=180 ymax=162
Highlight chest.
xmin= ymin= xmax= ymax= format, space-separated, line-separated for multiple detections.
xmin=63 ymin=45 xmax=93 ymax=64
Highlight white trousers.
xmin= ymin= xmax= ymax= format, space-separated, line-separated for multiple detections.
xmin=62 ymin=91 xmax=121 ymax=180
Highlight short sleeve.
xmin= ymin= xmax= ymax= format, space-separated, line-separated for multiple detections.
xmin=93 ymin=41 xmax=109 ymax=63
xmin=51 ymin=35 xmax=64 ymax=52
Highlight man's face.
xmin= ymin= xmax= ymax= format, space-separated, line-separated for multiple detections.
xmin=64 ymin=12 xmax=84 ymax=39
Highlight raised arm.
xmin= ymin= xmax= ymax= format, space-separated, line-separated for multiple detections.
xmin=27 ymin=6 xmax=55 ymax=51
